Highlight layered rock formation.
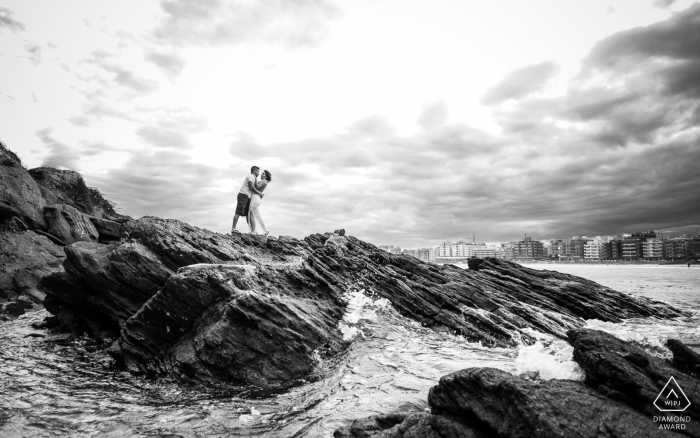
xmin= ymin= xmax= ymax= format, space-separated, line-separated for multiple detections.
xmin=335 ymin=329 xmax=698 ymax=438
xmin=38 ymin=214 xmax=686 ymax=389
xmin=0 ymin=142 xmax=128 ymax=312
xmin=0 ymin=231 xmax=66 ymax=303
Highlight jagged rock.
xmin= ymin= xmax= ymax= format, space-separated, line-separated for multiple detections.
xmin=88 ymin=216 xmax=121 ymax=241
xmin=39 ymin=240 xmax=176 ymax=334
xmin=0 ymin=231 xmax=66 ymax=302
xmin=38 ymin=216 xmax=688 ymax=388
xmin=28 ymin=167 xmax=122 ymax=219
xmin=428 ymin=368 xmax=678 ymax=438
xmin=0 ymin=146 xmax=48 ymax=230
xmin=33 ymin=229 xmax=68 ymax=246
xmin=338 ymin=363 xmax=685 ymax=438
xmin=569 ymin=328 xmax=700 ymax=433
xmin=43 ymin=204 xmax=99 ymax=245
xmin=116 ymin=263 xmax=346 ymax=388
xmin=666 ymin=339 xmax=700 ymax=377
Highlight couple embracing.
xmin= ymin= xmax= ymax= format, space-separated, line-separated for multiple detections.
xmin=231 ymin=166 xmax=272 ymax=235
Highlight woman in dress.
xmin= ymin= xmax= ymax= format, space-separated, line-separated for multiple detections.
xmin=248 ymin=169 xmax=271 ymax=235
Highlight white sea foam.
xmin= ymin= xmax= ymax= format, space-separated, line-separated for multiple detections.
xmin=513 ymin=339 xmax=584 ymax=380
xmin=338 ymin=288 xmax=390 ymax=341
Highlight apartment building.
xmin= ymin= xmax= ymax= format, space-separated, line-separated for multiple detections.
xmin=558 ymin=236 xmax=592 ymax=262
xmin=513 ymin=236 xmax=545 ymax=261
xmin=584 ymin=238 xmax=611 ymax=261
xmin=620 ymin=238 xmax=643 ymax=260
xmin=642 ymin=238 xmax=663 ymax=260
xmin=438 ymin=241 xmax=487 ymax=258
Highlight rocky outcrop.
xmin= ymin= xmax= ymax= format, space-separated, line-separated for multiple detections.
xmin=0 ymin=231 xmax=66 ymax=316
xmin=335 ymin=329 xmax=699 ymax=438
xmin=88 ymin=216 xmax=121 ymax=242
xmin=0 ymin=145 xmax=48 ymax=230
xmin=44 ymin=204 xmax=100 ymax=245
xmin=38 ymin=215 xmax=687 ymax=389
xmin=28 ymin=167 xmax=122 ymax=220
xmin=570 ymin=329 xmax=700 ymax=435
xmin=116 ymin=263 xmax=346 ymax=388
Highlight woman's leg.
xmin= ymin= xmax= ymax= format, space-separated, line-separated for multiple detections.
xmin=252 ymin=205 xmax=268 ymax=235
xmin=248 ymin=208 xmax=256 ymax=233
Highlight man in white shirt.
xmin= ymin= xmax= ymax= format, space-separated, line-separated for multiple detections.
xmin=231 ymin=166 xmax=264 ymax=232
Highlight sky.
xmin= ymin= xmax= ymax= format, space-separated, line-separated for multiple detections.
xmin=1 ymin=0 xmax=699 ymax=248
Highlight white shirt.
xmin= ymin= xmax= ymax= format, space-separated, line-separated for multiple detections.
xmin=239 ymin=174 xmax=257 ymax=197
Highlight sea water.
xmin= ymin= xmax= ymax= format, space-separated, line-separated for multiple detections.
xmin=1 ymin=264 xmax=698 ymax=437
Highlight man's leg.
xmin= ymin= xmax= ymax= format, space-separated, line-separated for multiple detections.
xmin=232 ymin=214 xmax=240 ymax=231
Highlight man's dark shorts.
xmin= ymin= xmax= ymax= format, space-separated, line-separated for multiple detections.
xmin=235 ymin=193 xmax=251 ymax=216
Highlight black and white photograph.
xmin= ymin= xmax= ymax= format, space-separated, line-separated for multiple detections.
xmin=1 ymin=0 xmax=699 ymax=436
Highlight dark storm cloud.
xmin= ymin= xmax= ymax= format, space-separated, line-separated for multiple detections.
xmin=153 ymin=0 xmax=341 ymax=48
xmin=0 ymin=7 xmax=25 ymax=33
xmin=145 ymin=51 xmax=186 ymax=77
xmin=481 ymin=61 xmax=559 ymax=105
xmin=36 ymin=128 xmax=81 ymax=170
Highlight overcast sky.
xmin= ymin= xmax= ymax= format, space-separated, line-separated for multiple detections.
xmin=1 ymin=0 xmax=699 ymax=247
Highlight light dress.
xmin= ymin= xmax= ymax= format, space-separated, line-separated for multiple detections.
xmin=248 ymin=181 xmax=268 ymax=234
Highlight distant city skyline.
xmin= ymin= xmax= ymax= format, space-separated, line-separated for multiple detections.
xmin=1 ymin=1 xmax=699 ymax=246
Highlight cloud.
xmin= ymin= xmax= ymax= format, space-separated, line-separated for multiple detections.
xmin=587 ymin=4 xmax=700 ymax=66
xmin=145 ymin=51 xmax=186 ymax=77
xmin=417 ymin=100 xmax=449 ymax=130
xmin=153 ymin=0 xmax=341 ymax=48
xmin=69 ymin=4 xmax=700 ymax=246
xmin=653 ymin=0 xmax=680 ymax=8
xmin=87 ymin=150 xmax=228 ymax=226
xmin=136 ymin=125 xmax=192 ymax=149
xmin=24 ymin=42 xmax=42 ymax=65
xmin=0 ymin=7 xmax=25 ymax=33
xmin=83 ymin=51 xmax=159 ymax=95
xmin=36 ymin=128 xmax=81 ymax=170
xmin=67 ymin=116 xmax=91 ymax=127
xmin=482 ymin=61 xmax=559 ymax=105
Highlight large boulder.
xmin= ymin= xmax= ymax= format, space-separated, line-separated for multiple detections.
xmin=39 ymin=216 xmax=687 ymax=388
xmin=88 ymin=216 xmax=121 ymax=241
xmin=569 ymin=328 xmax=700 ymax=435
xmin=116 ymin=264 xmax=346 ymax=388
xmin=0 ymin=231 xmax=65 ymax=304
xmin=43 ymin=204 xmax=100 ymax=244
xmin=0 ymin=144 xmax=48 ymax=230
xmin=336 ymin=367 xmax=682 ymax=438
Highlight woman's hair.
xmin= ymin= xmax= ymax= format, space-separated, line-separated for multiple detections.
xmin=263 ymin=170 xmax=272 ymax=182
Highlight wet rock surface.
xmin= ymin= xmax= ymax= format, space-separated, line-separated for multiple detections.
xmin=336 ymin=328 xmax=699 ymax=438
xmin=0 ymin=231 xmax=65 ymax=314
xmin=570 ymin=329 xmax=700 ymax=435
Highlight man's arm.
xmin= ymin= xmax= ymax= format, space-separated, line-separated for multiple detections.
xmin=247 ymin=180 xmax=263 ymax=196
